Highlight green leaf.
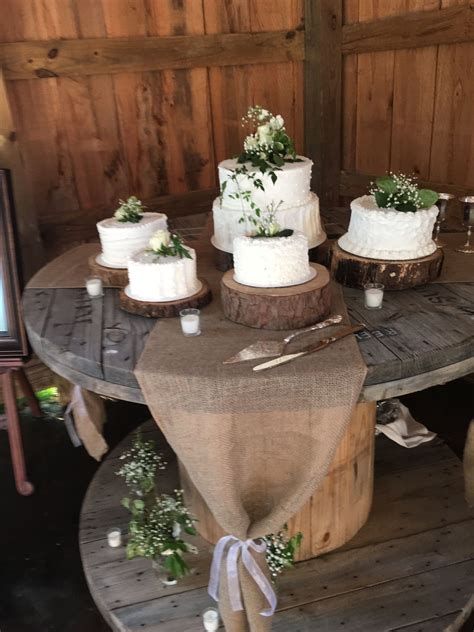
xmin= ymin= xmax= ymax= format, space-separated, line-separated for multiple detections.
xmin=375 ymin=175 xmax=397 ymax=194
xmin=418 ymin=189 xmax=439 ymax=208
xmin=272 ymin=154 xmax=285 ymax=167
xmin=133 ymin=499 xmax=145 ymax=510
xmin=374 ymin=190 xmax=390 ymax=209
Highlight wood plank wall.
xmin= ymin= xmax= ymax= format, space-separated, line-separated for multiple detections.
xmin=1 ymin=0 xmax=474 ymax=269
xmin=341 ymin=0 xmax=474 ymax=200
xmin=0 ymin=0 xmax=304 ymax=262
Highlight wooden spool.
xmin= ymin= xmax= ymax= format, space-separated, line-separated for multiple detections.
xmin=180 ymin=401 xmax=376 ymax=561
xmin=331 ymin=242 xmax=444 ymax=290
xmin=88 ymin=254 xmax=128 ymax=287
xmin=221 ymin=263 xmax=331 ymax=330
xmin=119 ymin=279 xmax=212 ymax=318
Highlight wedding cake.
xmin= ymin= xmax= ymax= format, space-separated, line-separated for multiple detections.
xmin=338 ymin=175 xmax=439 ymax=261
xmin=97 ymin=196 xmax=168 ymax=268
xmin=212 ymin=107 xmax=325 ymax=253
xmin=233 ymin=232 xmax=313 ymax=288
xmin=125 ymin=230 xmax=200 ymax=302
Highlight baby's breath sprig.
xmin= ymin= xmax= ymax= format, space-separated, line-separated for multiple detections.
xmin=116 ymin=432 xmax=167 ymax=495
xmin=370 ymin=173 xmax=438 ymax=213
xmin=263 ymin=527 xmax=303 ymax=581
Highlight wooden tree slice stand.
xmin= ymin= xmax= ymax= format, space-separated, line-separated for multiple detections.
xmin=331 ymin=242 xmax=444 ymax=290
xmin=119 ymin=279 xmax=212 ymax=318
xmin=180 ymin=401 xmax=376 ymax=561
xmin=88 ymin=254 xmax=128 ymax=287
xmin=221 ymin=263 xmax=331 ymax=330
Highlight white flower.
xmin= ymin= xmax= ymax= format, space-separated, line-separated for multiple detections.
xmin=172 ymin=522 xmax=181 ymax=538
xmin=256 ymin=124 xmax=273 ymax=146
xmin=244 ymin=134 xmax=258 ymax=151
xmin=149 ymin=229 xmax=170 ymax=251
xmin=185 ymin=543 xmax=198 ymax=555
xmin=267 ymin=221 xmax=281 ymax=236
xmin=114 ymin=207 xmax=128 ymax=221
xmin=162 ymin=548 xmax=174 ymax=556
xmin=269 ymin=115 xmax=284 ymax=130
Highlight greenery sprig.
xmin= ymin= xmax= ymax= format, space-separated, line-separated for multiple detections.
xmin=370 ymin=173 xmax=438 ymax=213
xmin=149 ymin=231 xmax=192 ymax=259
xmin=114 ymin=196 xmax=145 ymax=223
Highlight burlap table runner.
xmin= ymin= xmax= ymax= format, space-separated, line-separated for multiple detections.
xmin=135 ymin=232 xmax=368 ymax=630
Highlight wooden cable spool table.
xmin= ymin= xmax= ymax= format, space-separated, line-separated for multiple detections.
xmin=23 ymin=247 xmax=474 ymax=628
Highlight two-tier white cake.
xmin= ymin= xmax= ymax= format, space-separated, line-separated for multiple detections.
xmin=338 ymin=195 xmax=438 ymax=261
xmin=97 ymin=212 xmax=168 ymax=268
xmin=233 ymin=232 xmax=314 ymax=288
xmin=213 ymin=157 xmax=325 ymax=253
xmin=126 ymin=248 xmax=200 ymax=302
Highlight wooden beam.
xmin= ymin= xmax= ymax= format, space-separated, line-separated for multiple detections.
xmin=0 ymin=68 xmax=44 ymax=280
xmin=305 ymin=0 xmax=342 ymax=206
xmin=340 ymin=170 xmax=474 ymax=199
xmin=0 ymin=30 xmax=304 ymax=80
xmin=342 ymin=3 xmax=474 ymax=55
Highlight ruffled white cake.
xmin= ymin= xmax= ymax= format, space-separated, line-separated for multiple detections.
xmin=126 ymin=248 xmax=200 ymax=302
xmin=233 ymin=232 xmax=313 ymax=288
xmin=338 ymin=195 xmax=438 ymax=260
xmin=97 ymin=212 xmax=168 ymax=267
xmin=212 ymin=157 xmax=325 ymax=253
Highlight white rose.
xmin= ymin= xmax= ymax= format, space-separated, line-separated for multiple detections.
xmin=257 ymin=124 xmax=273 ymax=146
xmin=149 ymin=229 xmax=170 ymax=251
xmin=267 ymin=221 xmax=281 ymax=236
xmin=269 ymin=115 xmax=284 ymax=130
xmin=114 ymin=207 xmax=127 ymax=221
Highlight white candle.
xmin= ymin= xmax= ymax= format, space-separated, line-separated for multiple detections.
xmin=202 ymin=608 xmax=219 ymax=631
xmin=107 ymin=528 xmax=122 ymax=548
xmin=179 ymin=309 xmax=201 ymax=336
xmin=86 ymin=276 xmax=103 ymax=298
xmin=364 ymin=283 xmax=384 ymax=309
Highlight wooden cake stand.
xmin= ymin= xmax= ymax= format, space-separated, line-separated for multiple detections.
xmin=331 ymin=242 xmax=444 ymax=290
xmin=119 ymin=279 xmax=212 ymax=318
xmin=88 ymin=254 xmax=128 ymax=287
xmin=221 ymin=263 xmax=331 ymax=330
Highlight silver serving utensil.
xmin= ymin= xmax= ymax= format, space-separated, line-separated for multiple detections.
xmin=223 ymin=314 xmax=344 ymax=364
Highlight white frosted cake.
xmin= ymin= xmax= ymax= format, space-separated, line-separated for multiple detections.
xmin=233 ymin=231 xmax=313 ymax=288
xmin=127 ymin=248 xmax=200 ymax=302
xmin=213 ymin=157 xmax=325 ymax=253
xmin=338 ymin=195 xmax=438 ymax=260
xmin=97 ymin=212 xmax=168 ymax=267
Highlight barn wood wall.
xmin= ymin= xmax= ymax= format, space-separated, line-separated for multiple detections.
xmin=1 ymin=0 xmax=474 ymax=265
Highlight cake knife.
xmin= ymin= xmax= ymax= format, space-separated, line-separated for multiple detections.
xmin=252 ymin=324 xmax=365 ymax=372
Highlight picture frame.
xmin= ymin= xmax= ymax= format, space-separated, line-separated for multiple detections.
xmin=0 ymin=168 xmax=28 ymax=357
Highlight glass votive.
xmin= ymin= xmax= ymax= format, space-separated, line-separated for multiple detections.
xmin=364 ymin=283 xmax=384 ymax=310
xmin=107 ymin=527 xmax=122 ymax=548
xmin=85 ymin=276 xmax=103 ymax=298
xmin=179 ymin=308 xmax=201 ymax=336
xmin=202 ymin=607 xmax=219 ymax=632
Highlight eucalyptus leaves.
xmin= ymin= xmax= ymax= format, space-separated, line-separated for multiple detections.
xmin=370 ymin=174 xmax=438 ymax=213
xmin=114 ymin=196 xmax=145 ymax=223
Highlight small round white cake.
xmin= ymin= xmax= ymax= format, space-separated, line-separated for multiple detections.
xmin=97 ymin=212 xmax=168 ymax=268
xmin=127 ymin=248 xmax=200 ymax=302
xmin=212 ymin=157 xmax=326 ymax=253
xmin=233 ymin=231 xmax=313 ymax=288
xmin=338 ymin=195 xmax=438 ymax=261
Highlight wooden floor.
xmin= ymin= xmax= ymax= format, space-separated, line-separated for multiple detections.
xmin=80 ymin=420 xmax=474 ymax=631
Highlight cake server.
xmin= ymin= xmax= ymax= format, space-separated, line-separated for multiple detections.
xmin=252 ymin=323 xmax=365 ymax=372
xmin=223 ymin=314 xmax=343 ymax=364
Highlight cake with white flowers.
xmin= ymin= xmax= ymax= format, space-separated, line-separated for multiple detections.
xmin=338 ymin=175 xmax=439 ymax=261
xmin=212 ymin=107 xmax=325 ymax=253
xmin=233 ymin=231 xmax=314 ymax=288
xmin=125 ymin=230 xmax=200 ymax=302
xmin=97 ymin=196 xmax=168 ymax=268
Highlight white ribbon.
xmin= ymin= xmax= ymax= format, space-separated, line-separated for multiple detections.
xmin=208 ymin=535 xmax=277 ymax=617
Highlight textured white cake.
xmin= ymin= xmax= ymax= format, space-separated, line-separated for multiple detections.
xmin=338 ymin=195 xmax=438 ymax=260
xmin=97 ymin=212 xmax=168 ymax=267
xmin=233 ymin=232 xmax=313 ymax=288
xmin=213 ymin=157 xmax=325 ymax=252
xmin=127 ymin=248 xmax=200 ymax=302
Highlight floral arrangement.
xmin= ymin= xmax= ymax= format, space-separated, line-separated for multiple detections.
xmin=114 ymin=196 xmax=145 ymax=223
xmin=117 ymin=433 xmax=198 ymax=582
xmin=148 ymin=229 xmax=192 ymax=259
xmin=263 ymin=527 xmax=303 ymax=581
xmin=238 ymin=106 xmax=300 ymax=174
xmin=117 ymin=432 xmax=167 ymax=495
xmin=370 ymin=173 xmax=438 ymax=213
